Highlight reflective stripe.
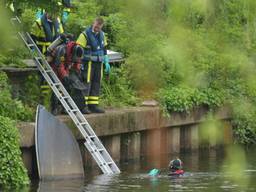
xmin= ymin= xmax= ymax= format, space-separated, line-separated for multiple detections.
xmin=84 ymin=96 xmax=89 ymax=105
xmin=40 ymin=85 xmax=50 ymax=89
xmin=76 ymin=33 xmax=87 ymax=48
xmin=42 ymin=91 xmax=51 ymax=94
xmin=9 ymin=3 xmax=15 ymax=12
xmin=88 ymin=96 xmax=99 ymax=100
xmin=101 ymin=62 xmax=103 ymax=80
xmin=63 ymin=8 xmax=71 ymax=12
xmin=36 ymin=41 xmax=51 ymax=54
xmin=36 ymin=41 xmax=51 ymax=46
xmin=88 ymin=101 xmax=99 ymax=105
xmin=87 ymin=61 xmax=92 ymax=83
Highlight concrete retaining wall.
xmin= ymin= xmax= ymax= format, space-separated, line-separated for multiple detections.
xmin=18 ymin=106 xmax=233 ymax=176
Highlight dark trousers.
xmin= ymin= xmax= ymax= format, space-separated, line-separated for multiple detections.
xmin=81 ymin=61 xmax=103 ymax=106
xmin=51 ymin=72 xmax=86 ymax=113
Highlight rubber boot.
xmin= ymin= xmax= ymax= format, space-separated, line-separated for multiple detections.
xmin=88 ymin=104 xmax=105 ymax=113
xmin=81 ymin=105 xmax=91 ymax=114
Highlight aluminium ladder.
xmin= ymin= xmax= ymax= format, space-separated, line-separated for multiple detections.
xmin=11 ymin=16 xmax=120 ymax=174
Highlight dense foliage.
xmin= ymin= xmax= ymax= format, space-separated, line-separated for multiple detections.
xmin=110 ymin=0 xmax=256 ymax=145
xmin=0 ymin=72 xmax=31 ymax=188
xmin=2 ymin=0 xmax=256 ymax=145
xmin=0 ymin=116 xmax=30 ymax=189
xmin=0 ymin=72 xmax=33 ymax=121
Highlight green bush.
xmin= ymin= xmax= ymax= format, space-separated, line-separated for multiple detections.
xmin=158 ymin=86 xmax=225 ymax=114
xmin=231 ymin=102 xmax=256 ymax=146
xmin=65 ymin=0 xmax=100 ymax=38
xmin=0 ymin=116 xmax=29 ymax=189
xmin=0 ymin=72 xmax=33 ymax=121
xmin=101 ymin=67 xmax=139 ymax=107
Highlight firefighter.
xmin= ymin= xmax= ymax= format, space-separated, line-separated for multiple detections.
xmin=31 ymin=12 xmax=64 ymax=106
xmin=31 ymin=12 xmax=64 ymax=54
xmin=46 ymin=35 xmax=88 ymax=114
xmin=76 ymin=17 xmax=111 ymax=113
xmin=36 ymin=0 xmax=72 ymax=25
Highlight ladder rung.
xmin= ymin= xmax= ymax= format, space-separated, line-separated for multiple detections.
xmin=11 ymin=17 xmax=21 ymax=23
xmin=53 ymin=83 xmax=61 ymax=86
xmin=27 ymin=44 xmax=34 ymax=47
xmin=35 ymin=57 xmax=42 ymax=61
xmin=45 ymin=70 xmax=52 ymax=73
xmin=101 ymin=162 xmax=113 ymax=166
xmin=85 ymin=135 xmax=96 ymax=140
xmin=71 ymin=109 xmax=79 ymax=112
xmin=91 ymin=148 xmax=104 ymax=154
xmin=89 ymin=135 xmax=96 ymax=139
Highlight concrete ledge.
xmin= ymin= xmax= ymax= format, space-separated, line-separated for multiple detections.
xmin=18 ymin=106 xmax=231 ymax=148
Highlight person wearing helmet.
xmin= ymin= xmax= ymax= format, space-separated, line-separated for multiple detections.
xmin=168 ymin=157 xmax=184 ymax=176
xmin=47 ymin=35 xmax=89 ymax=115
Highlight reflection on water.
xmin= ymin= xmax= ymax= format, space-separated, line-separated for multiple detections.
xmin=37 ymin=179 xmax=84 ymax=192
xmin=33 ymin=148 xmax=256 ymax=192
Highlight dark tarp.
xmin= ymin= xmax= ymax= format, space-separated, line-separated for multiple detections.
xmin=35 ymin=105 xmax=84 ymax=180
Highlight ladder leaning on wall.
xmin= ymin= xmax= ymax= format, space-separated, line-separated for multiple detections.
xmin=10 ymin=16 xmax=121 ymax=174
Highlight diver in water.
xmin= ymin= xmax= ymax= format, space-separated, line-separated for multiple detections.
xmin=148 ymin=157 xmax=185 ymax=177
xmin=168 ymin=157 xmax=184 ymax=176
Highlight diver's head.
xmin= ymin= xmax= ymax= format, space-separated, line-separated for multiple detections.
xmin=169 ymin=158 xmax=183 ymax=170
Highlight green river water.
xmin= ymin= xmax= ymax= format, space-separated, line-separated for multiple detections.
xmin=27 ymin=148 xmax=256 ymax=192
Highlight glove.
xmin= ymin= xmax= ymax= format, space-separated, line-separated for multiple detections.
xmin=62 ymin=11 xmax=69 ymax=24
xmin=103 ymin=55 xmax=111 ymax=74
xmin=62 ymin=76 xmax=71 ymax=90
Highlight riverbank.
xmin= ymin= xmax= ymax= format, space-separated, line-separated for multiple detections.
xmin=18 ymin=106 xmax=233 ymax=177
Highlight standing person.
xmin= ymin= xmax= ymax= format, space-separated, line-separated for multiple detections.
xmin=31 ymin=12 xmax=64 ymax=54
xmin=76 ymin=17 xmax=111 ymax=113
xmin=30 ymin=12 xmax=64 ymax=106
xmin=36 ymin=1 xmax=72 ymax=25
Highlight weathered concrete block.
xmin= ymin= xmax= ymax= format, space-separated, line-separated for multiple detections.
xmin=145 ymin=129 xmax=167 ymax=156
xmin=18 ymin=122 xmax=35 ymax=148
xmin=180 ymin=126 xmax=192 ymax=152
xmin=129 ymin=132 xmax=141 ymax=159
xmin=120 ymin=132 xmax=141 ymax=162
xmin=160 ymin=106 xmax=231 ymax=128
xmin=102 ymin=135 xmax=121 ymax=162
xmin=191 ymin=125 xmax=199 ymax=150
xmin=166 ymin=127 xmax=180 ymax=154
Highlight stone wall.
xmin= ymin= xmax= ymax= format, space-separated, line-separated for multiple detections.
xmin=18 ymin=106 xmax=233 ymax=176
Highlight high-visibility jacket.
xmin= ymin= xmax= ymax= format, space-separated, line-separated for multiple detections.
xmin=76 ymin=26 xmax=107 ymax=62
xmin=31 ymin=13 xmax=64 ymax=54
xmin=36 ymin=0 xmax=71 ymax=22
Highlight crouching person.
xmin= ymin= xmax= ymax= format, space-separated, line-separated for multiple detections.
xmin=46 ymin=35 xmax=89 ymax=115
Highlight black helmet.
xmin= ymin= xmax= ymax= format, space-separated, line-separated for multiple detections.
xmin=72 ymin=45 xmax=84 ymax=62
xmin=169 ymin=158 xmax=183 ymax=170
